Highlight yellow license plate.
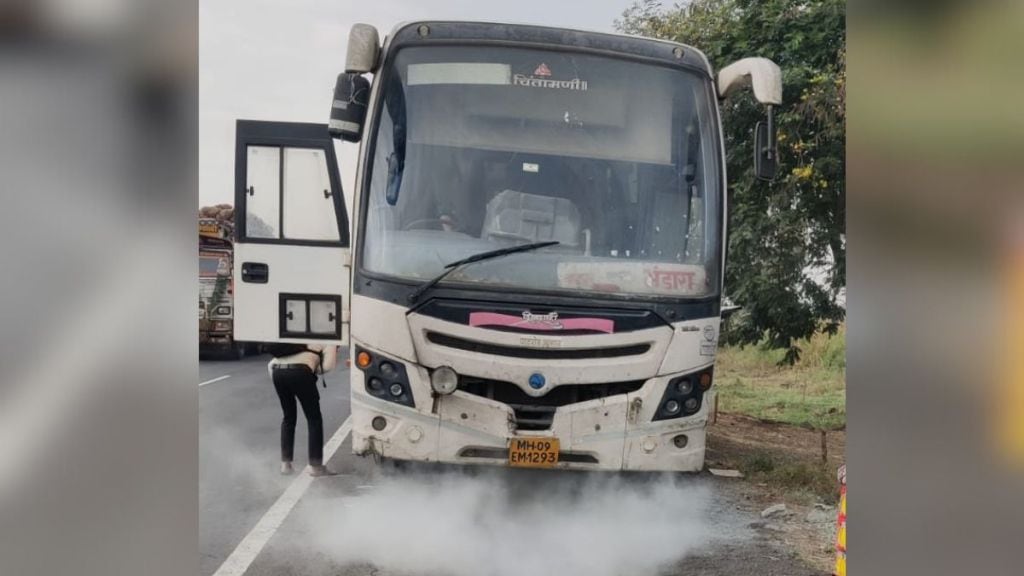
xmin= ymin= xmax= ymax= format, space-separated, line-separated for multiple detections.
xmin=508 ymin=437 xmax=559 ymax=468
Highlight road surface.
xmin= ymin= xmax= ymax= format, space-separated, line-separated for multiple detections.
xmin=200 ymin=355 xmax=823 ymax=576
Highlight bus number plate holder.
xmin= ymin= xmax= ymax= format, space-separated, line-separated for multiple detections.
xmin=508 ymin=437 xmax=559 ymax=468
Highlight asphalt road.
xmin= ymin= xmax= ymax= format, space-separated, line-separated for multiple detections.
xmin=200 ymin=355 xmax=822 ymax=576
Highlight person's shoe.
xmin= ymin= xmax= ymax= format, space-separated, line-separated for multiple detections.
xmin=280 ymin=462 xmax=294 ymax=475
xmin=308 ymin=464 xmax=338 ymax=477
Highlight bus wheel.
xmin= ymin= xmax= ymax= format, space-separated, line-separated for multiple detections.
xmin=231 ymin=342 xmax=246 ymax=360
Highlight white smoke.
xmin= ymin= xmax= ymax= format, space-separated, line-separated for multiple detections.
xmin=309 ymin=468 xmax=713 ymax=576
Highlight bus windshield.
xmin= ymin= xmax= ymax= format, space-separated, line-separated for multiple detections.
xmin=362 ymin=45 xmax=721 ymax=299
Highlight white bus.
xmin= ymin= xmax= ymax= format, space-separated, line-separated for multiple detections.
xmin=232 ymin=22 xmax=781 ymax=472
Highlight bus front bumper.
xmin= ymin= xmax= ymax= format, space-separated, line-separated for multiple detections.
xmin=350 ymin=384 xmax=711 ymax=473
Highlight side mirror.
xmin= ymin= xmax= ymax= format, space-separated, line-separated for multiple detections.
xmin=328 ymin=73 xmax=369 ymax=142
xmin=718 ymin=58 xmax=783 ymax=182
xmin=346 ymin=24 xmax=380 ymax=73
xmin=754 ymin=116 xmax=777 ymax=181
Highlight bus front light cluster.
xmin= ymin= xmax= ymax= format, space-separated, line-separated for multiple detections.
xmin=355 ymin=346 xmax=415 ymax=407
xmin=653 ymin=368 xmax=713 ymax=421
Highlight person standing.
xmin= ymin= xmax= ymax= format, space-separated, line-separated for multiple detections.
xmin=268 ymin=344 xmax=338 ymax=476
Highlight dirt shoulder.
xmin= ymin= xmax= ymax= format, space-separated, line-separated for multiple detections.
xmin=706 ymin=412 xmax=845 ymax=573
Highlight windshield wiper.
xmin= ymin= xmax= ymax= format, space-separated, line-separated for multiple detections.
xmin=407 ymin=241 xmax=560 ymax=303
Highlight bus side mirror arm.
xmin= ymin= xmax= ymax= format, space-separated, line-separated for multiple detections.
xmin=345 ymin=24 xmax=380 ymax=73
xmin=718 ymin=58 xmax=782 ymax=105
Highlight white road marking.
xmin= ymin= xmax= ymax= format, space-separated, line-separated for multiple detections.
xmin=199 ymin=375 xmax=231 ymax=387
xmin=211 ymin=416 xmax=353 ymax=576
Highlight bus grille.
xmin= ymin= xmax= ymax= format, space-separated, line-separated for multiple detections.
xmin=459 ymin=376 xmax=644 ymax=431
xmin=426 ymin=331 xmax=650 ymax=360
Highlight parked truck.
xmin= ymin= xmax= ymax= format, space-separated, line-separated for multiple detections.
xmin=230 ymin=22 xmax=781 ymax=471
xmin=199 ymin=205 xmax=248 ymax=359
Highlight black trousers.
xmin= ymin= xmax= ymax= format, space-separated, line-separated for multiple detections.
xmin=271 ymin=367 xmax=323 ymax=465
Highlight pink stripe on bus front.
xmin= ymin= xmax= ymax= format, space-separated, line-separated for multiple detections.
xmin=468 ymin=312 xmax=614 ymax=334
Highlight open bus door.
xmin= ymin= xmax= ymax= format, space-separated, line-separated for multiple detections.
xmin=232 ymin=120 xmax=351 ymax=346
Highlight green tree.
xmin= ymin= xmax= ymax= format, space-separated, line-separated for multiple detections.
xmin=618 ymin=0 xmax=846 ymax=363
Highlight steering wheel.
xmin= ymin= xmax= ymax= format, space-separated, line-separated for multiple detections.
xmin=402 ymin=218 xmax=446 ymax=231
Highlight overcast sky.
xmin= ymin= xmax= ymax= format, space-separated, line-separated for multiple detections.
xmin=199 ymin=0 xmax=640 ymax=208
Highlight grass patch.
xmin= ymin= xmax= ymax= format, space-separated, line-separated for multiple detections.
xmin=716 ymin=327 xmax=846 ymax=430
xmin=739 ymin=453 xmax=839 ymax=504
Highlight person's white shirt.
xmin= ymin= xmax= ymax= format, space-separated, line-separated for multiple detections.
xmin=267 ymin=344 xmax=339 ymax=376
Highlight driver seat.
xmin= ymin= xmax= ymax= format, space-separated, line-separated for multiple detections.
xmin=481 ymin=190 xmax=581 ymax=248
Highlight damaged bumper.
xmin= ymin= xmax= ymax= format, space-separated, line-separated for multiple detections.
xmin=350 ymin=367 xmax=710 ymax=472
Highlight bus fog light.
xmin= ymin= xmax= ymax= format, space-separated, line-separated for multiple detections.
xmin=389 ymin=383 xmax=404 ymax=397
xmin=372 ymin=416 xmax=387 ymax=431
xmin=430 ymin=366 xmax=458 ymax=395
xmin=684 ymin=398 xmax=699 ymax=412
xmin=673 ymin=434 xmax=689 ymax=448
xmin=663 ymin=399 xmax=681 ymax=415
xmin=407 ymin=426 xmax=423 ymax=443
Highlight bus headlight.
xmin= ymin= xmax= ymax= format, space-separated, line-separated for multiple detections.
xmin=380 ymin=361 xmax=398 ymax=379
xmin=356 ymin=346 xmax=415 ymax=408
xmin=431 ymin=366 xmax=458 ymax=395
xmin=653 ymin=369 xmax=709 ymax=421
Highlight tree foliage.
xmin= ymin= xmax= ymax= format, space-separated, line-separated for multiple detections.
xmin=618 ymin=0 xmax=846 ymax=363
